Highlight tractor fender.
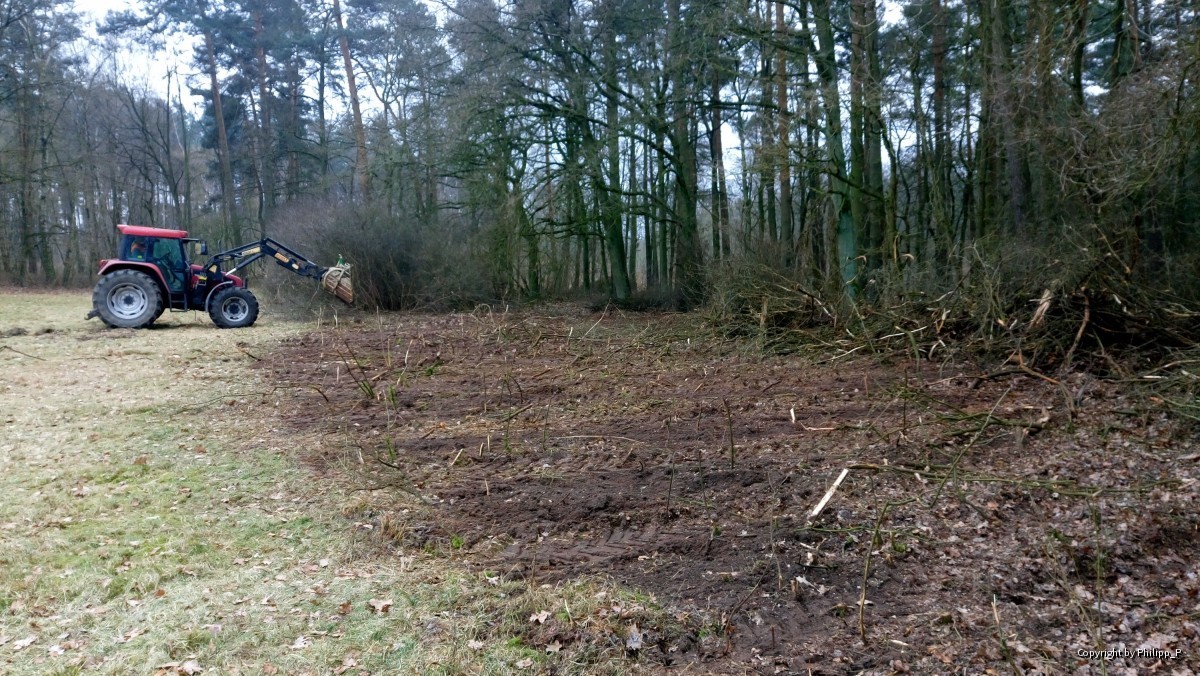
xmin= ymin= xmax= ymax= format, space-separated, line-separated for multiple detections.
xmin=97 ymin=261 xmax=170 ymax=301
xmin=204 ymin=281 xmax=236 ymax=315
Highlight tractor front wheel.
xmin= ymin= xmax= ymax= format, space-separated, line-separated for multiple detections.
xmin=92 ymin=269 xmax=163 ymax=329
xmin=209 ymin=287 xmax=259 ymax=329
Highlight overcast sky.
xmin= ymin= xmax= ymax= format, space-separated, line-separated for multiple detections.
xmin=73 ymin=0 xmax=132 ymax=23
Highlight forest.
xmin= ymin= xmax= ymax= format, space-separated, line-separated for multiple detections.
xmin=2 ymin=0 xmax=1199 ymax=346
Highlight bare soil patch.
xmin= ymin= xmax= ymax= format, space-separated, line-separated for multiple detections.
xmin=261 ymin=308 xmax=1200 ymax=673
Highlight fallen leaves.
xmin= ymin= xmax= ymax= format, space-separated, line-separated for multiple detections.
xmin=115 ymin=627 xmax=145 ymax=644
xmin=624 ymin=623 xmax=643 ymax=652
xmin=155 ymin=659 xmax=203 ymax=675
xmin=1137 ymin=633 xmax=1179 ymax=653
xmin=11 ymin=635 xmax=36 ymax=651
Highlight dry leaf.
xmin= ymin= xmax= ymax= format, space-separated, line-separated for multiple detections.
xmin=12 ymin=635 xmax=36 ymax=651
xmin=1138 ymin=633 xmax=1178 ymax=652
xmin=625 ymin=624 xmax=642 ymax=652
xmin=529 ymin=610 xmax=551 ymax=624
xmin=157 ymin=660 xmax=202 ymax=675
xmin=291 ymin=635 xmax=311 ymax=650
xmin=545 ymin=640 xmax=562 ymax=654
xmin=368 ymin=598 xmax=393 ymax=614
xmin=117 ymin=628 xmax=145 ymax=643
xmin=516 ymin=658 xmax=534 ymax=669
xmin=133 ymin=456 xmax=148 ymax=466
xmin=467 ymin=640 xmax=484 ymax=651
xmin=337 ymin=601 xmax=352 ymax=615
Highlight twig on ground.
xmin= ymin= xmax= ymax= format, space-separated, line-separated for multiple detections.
xmin=929 ymin=385 xmax=1012 ymax=508
xmin=723 ymin=398 xmax=736 ymax=470
xmin=858 ymin=498 xmax=914 ymax=643
xmin=810 ymin=468 xmax=851 ymax=520
xmin=0 ymin=344 xmax=46 ymax=360
xmin=1062 ymin=293 xmax=1091 ymax=372
xmin=496 ymin=403 xmax=534 ymax=422
xmin=991 ymin=595 xmax=1024 ymax=674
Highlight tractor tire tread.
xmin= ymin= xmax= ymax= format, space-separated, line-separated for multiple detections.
xmin=209 ymin=286 xmax=259 ymax=329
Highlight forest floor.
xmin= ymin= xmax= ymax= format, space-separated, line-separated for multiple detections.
xmin=2 ymin=292 xmax=1198 ymax=674
xmin=263 ymin=306 xmax=1200 ymax=675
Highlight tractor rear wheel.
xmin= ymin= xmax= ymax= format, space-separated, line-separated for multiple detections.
xmin=92 ymin=269 xmax=163 ymax=329
xmin=209 ymin=287 xmax=259 ymax=329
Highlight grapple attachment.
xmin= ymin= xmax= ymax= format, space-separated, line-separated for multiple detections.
xmin=321 ymin=265 xmax=354 ymax=304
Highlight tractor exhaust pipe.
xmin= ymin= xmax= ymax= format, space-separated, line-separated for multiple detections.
xmin=321 ymin=265 xmax=354 ymax=304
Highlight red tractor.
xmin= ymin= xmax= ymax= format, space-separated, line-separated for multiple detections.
xmin=86 ymin=224 xmax=353 ymax=329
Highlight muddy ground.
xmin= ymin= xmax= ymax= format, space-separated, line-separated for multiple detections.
xmin=259 ymin=307 xmax=1199 ymax=674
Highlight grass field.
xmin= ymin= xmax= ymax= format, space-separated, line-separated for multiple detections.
xmin=0 ymin=291 xmax=635 ymax=675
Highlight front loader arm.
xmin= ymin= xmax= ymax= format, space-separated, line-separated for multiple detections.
xmin=205 ymin=238 xmax=327 ymax=280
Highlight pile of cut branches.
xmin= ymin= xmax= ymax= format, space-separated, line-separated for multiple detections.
xmin=704 ymin=231 xmax=1200 ymax=378
xmin=704 ymin=261 xmax=836 ymax=349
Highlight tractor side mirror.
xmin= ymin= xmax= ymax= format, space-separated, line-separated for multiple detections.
xmin=190 ymin=240 xmax=208 ymax=257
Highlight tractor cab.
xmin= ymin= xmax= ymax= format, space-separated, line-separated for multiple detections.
xmin=121 ymin=233 xmax=190 ymax=296
xmin=112 ymin=225 xmax=201 ymax=307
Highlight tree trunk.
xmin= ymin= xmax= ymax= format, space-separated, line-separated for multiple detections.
xmin=813 ymin=0 xmax=857 ymax=298
xmin=776 ymin=0 xmax=793 ymax=252
xmin=931 ymin=0 xmax=952 ymax=262
xmin=254 ymin=10 xmax=277 ymax=227
xmin=601 ymin=18 xmax=631 ymax=300
xmin=668 ymin=0 xmax=703 ymax=304
xmin=863 ymin=0 xmax=886 ymax=271
xmin=204 ymin=30 xmax=238 ymax=237
xmin=333 ymin=0 xmax=370 ymax=201
xmin=1069 ymin=0 xmax=1090 ymax=108
xmin=709 ymin=76 xmax=726 ymax=261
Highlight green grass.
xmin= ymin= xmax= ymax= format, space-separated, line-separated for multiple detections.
xmin=0 ymin=290 xmax=657 ymax=675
